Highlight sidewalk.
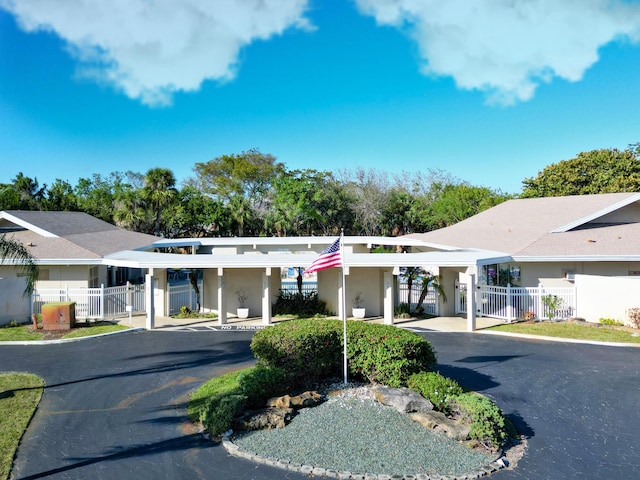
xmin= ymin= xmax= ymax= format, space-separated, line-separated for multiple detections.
xmin=117 ymin=314 xmax=504 ymax=332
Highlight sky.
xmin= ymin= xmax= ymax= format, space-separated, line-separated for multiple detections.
xmin=1 ymin=0 xmax=640 ymax=195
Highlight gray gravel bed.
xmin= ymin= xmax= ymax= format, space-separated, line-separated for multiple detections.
xmin=232 ymin=392 xmax=493 ymax=477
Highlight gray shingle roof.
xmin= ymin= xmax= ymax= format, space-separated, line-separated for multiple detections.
xmin=1 ymin=210 xmax=158 ymax=260
xmin=405 ymin=192 xmax=640 ymax=258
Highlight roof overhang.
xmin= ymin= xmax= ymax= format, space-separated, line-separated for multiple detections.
xmin=103 ymin=248 xmax=512 ymax=270
xmin=550 ymin=192 xmax=640 ymax=233
xmin=0 ymin=211 xmax=58 ymax=237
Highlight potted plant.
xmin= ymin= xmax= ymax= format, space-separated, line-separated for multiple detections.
xmin=235 ymin=289 xmax=249 ymax=319
xmin=352 ymin=292 xmax=365 ymax=319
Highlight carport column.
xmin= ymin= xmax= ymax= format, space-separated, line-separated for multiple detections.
xmin=466 ymin=273 xmax=476 ymax=332
xmin=384 ymin=269 xmax=395 ymax=325
xmin=217 ymin=268 xmax=227 ymax=325
xmin=262 ymin=268 xmax=272 ymax=325
xmin=145 ymin=271 xmax=155 ymax=330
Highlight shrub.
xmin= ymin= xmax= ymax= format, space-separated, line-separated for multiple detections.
xmin=251 ymin=319 xmax=437 ymax=388
xmin=251 ymin=319 xmax=343 ymax=385
xmin=238 ymin=365 xmax=288 ymax=407
xmin=627 ymin=308 xmax=640 ymax=328
xmin=188 ymin=369 xmax=247 ymax=436
xmin=200 ymin=394 xmax=246 ymax=436
xmin=346 ymin=322 xmax=437 ymax=387
xmin=451 ymin=392 xmax=506 ymax=448
xmin=599 ymin=318 xmax=623 ymax=326
xmin=272 ymin=290 xmax=330 ymax=317
xmin=180 ymin=305 xmax=192 ymax=316
xmin=407 ymin=371 xmax=463 ymax=413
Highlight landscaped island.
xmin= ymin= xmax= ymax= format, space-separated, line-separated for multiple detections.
xmin=189 ymin=319 xmax=519 ymax=478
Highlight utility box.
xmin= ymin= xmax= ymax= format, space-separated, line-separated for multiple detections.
xmin=42 ymin=302 xmax=76 ymax=330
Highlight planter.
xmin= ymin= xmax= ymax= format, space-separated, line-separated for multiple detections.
xmin=352 ymin=307 xmax=366 ymax=319
xmin=237 ymin=308 xmax=249 ymax=319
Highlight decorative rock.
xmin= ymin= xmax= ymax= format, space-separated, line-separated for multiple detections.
xmin=409 ymin=411 xmax=471 ymax=441
xmin=371 ymin=386 xmax=434 ymax=414
xmin=266 ymin=390 xmax=322 ymax=409
xmin=312 ymin=467 xmax=327 ymax=476
xmin=233 ymin=407 xmax=293 ymax=430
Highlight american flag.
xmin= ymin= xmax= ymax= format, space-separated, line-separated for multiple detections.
xmin=303 ymin=238 xmax=342 ymax=274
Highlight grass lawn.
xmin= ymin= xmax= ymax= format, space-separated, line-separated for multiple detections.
xmin=0 ymin=373 xmax=44 ymax=480
xmin=0 ymin=322 xmax=130 ymax=341
xmin=488 ymin=321 xmax=640 ymax=344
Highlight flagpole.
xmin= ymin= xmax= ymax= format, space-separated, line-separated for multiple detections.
xmin=340 ymin=230 xmax=348 ymax=385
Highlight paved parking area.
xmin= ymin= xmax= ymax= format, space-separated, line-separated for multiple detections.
xmin=1 ymin=328 xmax=639 ymax=479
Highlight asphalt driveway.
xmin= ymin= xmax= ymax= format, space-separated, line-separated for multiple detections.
xmin=1 ymin=330 xmax=638 ymax=479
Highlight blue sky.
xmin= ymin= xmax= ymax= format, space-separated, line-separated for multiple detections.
xmin=1 ymin=0 xmax=640 ymax=195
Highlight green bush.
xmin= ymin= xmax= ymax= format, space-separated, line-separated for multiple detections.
xmin=200 ymin=394 xmax=246 ymax=436
xmin=272 ymin=290 xmax=331 ymax=317
xmin=599 ymin=318 xmax=623 ymax=326
xmin=188 ymin=369 xmax=247 ymax=435
xmin=451 ymin=392 xmax=507 ymax=448
xmin=251 ymin=319 xmax=343 ymax=385
xmin=407 ymin=371 xmax=463 ymax=413
xmin=346 ymin=322 xmax=437 ymax=387
xmin=251 ymin=319 xmax=437 ymax=388
xmin=238 ymin=365 xmax=288 ymax=407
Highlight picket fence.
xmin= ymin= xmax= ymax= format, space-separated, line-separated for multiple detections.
xmin=456 ymin=281 xmax=576 ymax=321
xmin=32 ymin=283 xmax=145 ymax=320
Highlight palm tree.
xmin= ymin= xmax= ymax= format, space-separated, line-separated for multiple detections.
xmin=143 ymin=168 xmax=177 ymax=237
xmin=0 ymin=234 xmax=39 ymax=296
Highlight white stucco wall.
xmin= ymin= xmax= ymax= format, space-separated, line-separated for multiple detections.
xmin=575 ymin=274 xmax=640 ymax=325
xmin=0 ymin=277 xmax=30 ymax=325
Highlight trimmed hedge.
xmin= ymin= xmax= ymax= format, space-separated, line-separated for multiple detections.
xmin=250 ymin=319 xmax=437 ymax=387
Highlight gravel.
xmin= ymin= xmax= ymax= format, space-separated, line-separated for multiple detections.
xmin=232 ymin=386 xmax=494 ymax=477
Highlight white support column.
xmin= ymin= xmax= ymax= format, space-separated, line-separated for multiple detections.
xmin=262 ymin=268 xmax=272 ymax=325
xmin=466 ymin=273 xmax=476 ymax=332
xmin=145 ymin=272 xmax=155 ymax=330
xmin=217 ymin=268 xmax=227 ymax=325
xmin=383 ymin=270 xmax=394 ymax=325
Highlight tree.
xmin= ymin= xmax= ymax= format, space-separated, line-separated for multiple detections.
xmin=521 ymin=146 xmax=640 ymax=197
xmin=10 ymin=173 xmax=46 ymax=210
xmin=43 ymin=179 xmax=78 ymax=211
xmin=0 ymin=235 xmax=39 ymax=296
xmin=427 ymin=183 xmax=509 ymax=229
xmin=165 ymin=186 xmax=232 ymax=238
xmin=142 ymin=168 xmax=177 ymax=237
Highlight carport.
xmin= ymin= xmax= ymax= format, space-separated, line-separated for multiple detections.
xmin=104 ymin=237 xmax=511 ymax=332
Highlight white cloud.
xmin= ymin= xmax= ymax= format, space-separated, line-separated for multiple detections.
xmin=355 ymin=0 xmax=640 ymax=105
xmin=1 ymin=0 xmax=312 ymax=107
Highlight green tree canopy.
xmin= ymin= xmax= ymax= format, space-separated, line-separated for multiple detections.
xmin=521 ymin=146 xmax=640 ymax=197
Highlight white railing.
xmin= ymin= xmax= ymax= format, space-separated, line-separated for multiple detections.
xmin=477 ymin=284 xmax=576 ymax=321
xmin=456 ymin=281 xmax=468 ymax=315
xmin=32 ymin=283 xmax=146 ymax=320
xmin=397 ymin=282 xmax=439 ymax=316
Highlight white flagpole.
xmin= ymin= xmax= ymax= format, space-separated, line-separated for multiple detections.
xmin=340 ymin=230 xmax=348 ymax=385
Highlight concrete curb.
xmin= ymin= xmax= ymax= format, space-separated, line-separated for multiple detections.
xmin=475 ymin=329 xmax=640 ymax=347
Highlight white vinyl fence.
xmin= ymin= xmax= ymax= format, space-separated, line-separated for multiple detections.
xmin=167 ymin=280 xmax=203 ymax=316
xmin=398 ymin=282 xmax=439 ymax=316
xmin=457 ymin=283 xmax=576 ymax=321
xmin=32 ymin=283 xmax=146 ymax=320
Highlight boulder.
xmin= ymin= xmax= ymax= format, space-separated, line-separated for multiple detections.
xmin=233 ymin=407 xmax=294 ymax=431
xmin=410 ymin=411 xmax=471 ymax=441
xmin=371 ymin=386 xmax=433 ymax=414
xmin=266 ymin=391 xmax=323 ymax=409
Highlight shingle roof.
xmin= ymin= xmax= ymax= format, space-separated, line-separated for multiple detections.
xmin=405 ymin=192 xmax=640 ymax=258
xmin=0 ymin=210 xmax=158 ymax=260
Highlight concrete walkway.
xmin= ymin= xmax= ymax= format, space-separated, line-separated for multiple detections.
xmin=117 ymin=314 xmax=505 ymax=332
